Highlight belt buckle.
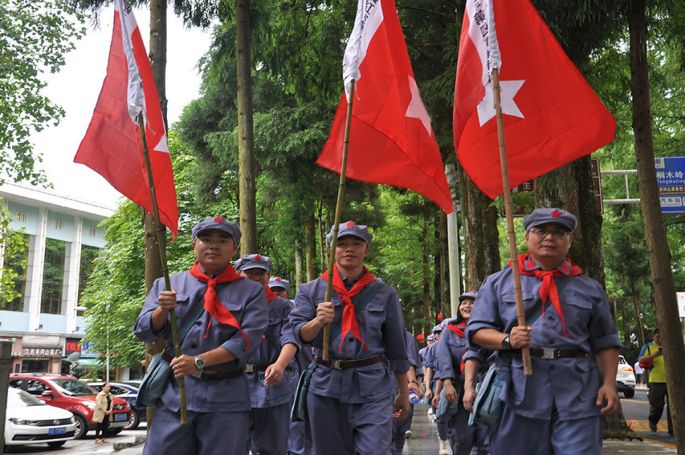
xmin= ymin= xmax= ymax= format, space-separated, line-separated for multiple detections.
xmin=244 ymin=364 xmax=255 ymax=373
xmin=542 ymin=348 xmax=556 ymax=360
xmin=330 ymin=359 xmax=342 ymax=370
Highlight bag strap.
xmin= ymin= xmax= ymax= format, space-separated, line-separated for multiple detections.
xmin=166 ymin=301 xmax=206 ymax=356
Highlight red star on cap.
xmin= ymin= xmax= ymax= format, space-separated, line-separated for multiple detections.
xmin=276 ymin=277 xmax=281 ymax=282
xmin=254 ymin=254 xmax=261 ymax=261
xmin=346 ymin=221 xmax=356 ymax=228
xmin=214 ymin=216 xmax=223 ymax=222
xmin=551 ymin=210 xmax=561 ymax=218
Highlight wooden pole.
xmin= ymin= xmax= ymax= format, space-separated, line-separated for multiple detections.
xmin=491 ymin=69 xmax=532 ymax=376
xmin=137 ymin=116 xmax=188 ymax=423
xmin=322 ymin=80 xmax=356 ymax=361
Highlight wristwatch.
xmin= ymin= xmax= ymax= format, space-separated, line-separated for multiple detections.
xmin=193 ymin=356 xmax=205 ymax=378
xmin=501 ymin=334 xmax=512 ymax=350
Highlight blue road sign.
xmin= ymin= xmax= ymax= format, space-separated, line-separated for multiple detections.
xmin=655 ymin=157 xmax=685 ymax=214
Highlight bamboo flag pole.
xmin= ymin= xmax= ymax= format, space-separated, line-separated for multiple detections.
xmin=137 ymin=117 xmax=189 ymax=423
xmin=491 ymin=69 xmax=533 ymax=376
xmin=322 ymin=80 xmax=356 ymax=361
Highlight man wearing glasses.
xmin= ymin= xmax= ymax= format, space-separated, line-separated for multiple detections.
xmin=467 ymin=208 xmax=621 ymax=455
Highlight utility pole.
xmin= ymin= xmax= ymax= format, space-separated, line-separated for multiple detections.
xmin=445 ymin=164 xmax=461 ymax=317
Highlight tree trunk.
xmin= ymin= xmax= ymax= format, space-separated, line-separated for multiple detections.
xmin=629 ymin=1 xmax=685 ymax=448
xmin=235 ymin=0 xmax=257 ymax=254
xmin=317 ymin=201 xmax=326 ymax=271
xmin=144 ymin=0 xmax=168 ymax=429
xmin=305 ymin=211 xmax=317 ymax=280
xmin=458 ymin=166 xmax=500 ymax=289
xmin=294 ymin=239 xmax=303 ymax=288
xmin=422 ymin=208 xmax=432 ymax=335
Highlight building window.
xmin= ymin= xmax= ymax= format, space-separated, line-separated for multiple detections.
xmin=41 ymin=238 xmax=67 ymax=314
xmin=1 ymin=232 xmax=29 ymax=312
xmin=78 ymin=245 xmax=100 ymax=302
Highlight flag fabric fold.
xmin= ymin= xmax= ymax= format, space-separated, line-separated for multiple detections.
xmin=74 ymin=0 xmax=178 ymax=236
xmin=453 ymin=0 xmax=616 ymax=199
xmin=317 ymin=0 xmax=454 ymax=214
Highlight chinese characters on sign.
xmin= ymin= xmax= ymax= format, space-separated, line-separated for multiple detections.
xmin=655 ymin=157 xmax=685 ymax=214
xmin=23 ymin=348 xmax=62 ymax=358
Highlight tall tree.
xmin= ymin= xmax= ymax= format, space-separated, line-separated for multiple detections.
xmin=235 ymin=0 xmax=257 ymax=253
xmin=0 ymin=0 xmax=85 ymax=184
xmin=629 ymin=0 xmax=685 ymax=448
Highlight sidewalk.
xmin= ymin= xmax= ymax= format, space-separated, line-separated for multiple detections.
xmin=404 ymin=403 xmax=677 ymax=454
xmin=86 ymin=404 xmax=678 ymax=454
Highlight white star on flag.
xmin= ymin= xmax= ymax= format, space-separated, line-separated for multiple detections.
xmin=477 ymin=79 xmax=525 ymax=126
xmin=405 ymin=75 xmax=433 ymax=136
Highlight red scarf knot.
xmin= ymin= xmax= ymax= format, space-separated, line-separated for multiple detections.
xmin=264 ymin=286 xmax=277 ymax=303
xmin=511 ymin=254 xmax=582 ymax=337
xmin=320 ymin=265 xmax=377 ymax=353
xmin=188 ymin=261 xmax=250 ymax=349
xmin=448 ymin=321 xmax=467 ymax=374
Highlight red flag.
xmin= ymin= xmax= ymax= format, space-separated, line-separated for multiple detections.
xmin=317 ymin=0 xmax=454 ymax=214
xmin=453 ymin=0 xmax=616 ymax=199
xmin=74 ymin=0 xmax=178 ymax=237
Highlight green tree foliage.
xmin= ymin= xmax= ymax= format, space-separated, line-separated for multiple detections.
xmin=0 ymin=0 xmax=85 ymax=184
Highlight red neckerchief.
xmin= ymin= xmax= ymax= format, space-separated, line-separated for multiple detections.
xmin=188 ymin=261 xmax=250 ymax=348
xmin=447 ymin=320 xmax=466 ymax=337
xmin=320 ymin=264 xmax=377 ymax=353
xmin=264 ymin=286 xmax=277 ymax=303
xmin=512 ymin=253 xmax=582 ymax=337
xmin=447 ymin=321 xmax=467 ymax=374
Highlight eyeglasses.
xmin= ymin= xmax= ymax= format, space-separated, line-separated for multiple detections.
xmin=528 ymin=227 xmax=571 ymax=239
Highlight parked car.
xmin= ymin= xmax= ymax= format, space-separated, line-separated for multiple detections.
xmin=89 ymin=382 xmax=146 ymax=430
xmin=5 ymin=387 xmax=77 ymax=450
xmin=9 ymin=373 xmax=130 ymax=439
xmin=616 ymin=355 xmax=636 ymax=398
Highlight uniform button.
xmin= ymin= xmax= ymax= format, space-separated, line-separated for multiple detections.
xmin=195 ymin=321 xmax=202 ymax=326
xmin=547 ymin=316 xmax=554 ymax=321
xmin=348 ymin=337 xmax=355 ymax=343
xmin=190 ymin=343 xmax=197 ymax=349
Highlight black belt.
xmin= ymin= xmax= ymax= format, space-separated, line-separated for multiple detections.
xmin=315 ymin=355 xmax=381 ymax=370
xmin=528 ymin=348 xmax=592 ymax=360
xmin=243 ymin=364 xmax=269 ymax=373
xmin=161 ymin=351 xmax=243 ymax=379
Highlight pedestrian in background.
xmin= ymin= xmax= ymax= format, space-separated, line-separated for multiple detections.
xmin=93 ymin=383 xmax=113 ymax=444
xmin=639 ymin=327 xmax=673 ymax=434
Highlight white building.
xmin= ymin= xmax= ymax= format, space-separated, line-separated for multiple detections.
xmin=0 ymin=183 xmax=114 ymax=373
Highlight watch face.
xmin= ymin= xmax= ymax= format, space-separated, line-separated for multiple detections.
xmin=195 ymin=357 xmax=204 ymax=369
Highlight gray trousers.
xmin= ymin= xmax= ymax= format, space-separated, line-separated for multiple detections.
xmin=250 ymin=402 xmax=292 ymax=454
xmin=143 ymin=407 xmax=250 ymax=455
xmin=648 ymin=382 xmax=673 ymax=433
xmin=307 ymin=393 xmax=393 ymax=454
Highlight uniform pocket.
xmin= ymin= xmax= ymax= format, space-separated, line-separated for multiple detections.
xmin=575 ymin=359 xmax=599 ymax=402
xmin=356 ymin=365 xmax=390 ymax=400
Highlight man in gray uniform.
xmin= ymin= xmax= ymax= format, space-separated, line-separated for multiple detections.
xmin=236 ymin=254 xmax=299 ymax=455
xmin=288 ymin=221 xmax=410 ymax=454
xmin=467 ymin=208 xmax=621 ymax=455
xmin=135 ymin=217 xmax=268 ymax=455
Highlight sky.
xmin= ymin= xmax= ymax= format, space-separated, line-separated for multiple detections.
xmin=31 ymin=5 xmax=213 ymax=210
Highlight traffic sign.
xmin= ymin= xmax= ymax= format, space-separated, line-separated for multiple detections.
xmin=655 ymin=157 xmax=685 ymax=214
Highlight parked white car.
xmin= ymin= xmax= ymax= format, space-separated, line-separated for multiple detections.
xmin=5 ymin=387 xmax=77 ymax=449
xmin=616 ymin=355 xmax=636 ymax=398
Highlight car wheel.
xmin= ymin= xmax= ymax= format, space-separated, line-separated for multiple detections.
xmin=73 ymin=414 xmax=88 ymax=439
xmin=47 ymin=440 xmax=67 ymax=448
xmin=624 ymin=389 xmax=635 ymax=398
xmin=125 ymin=409 xmax=140 ymax=430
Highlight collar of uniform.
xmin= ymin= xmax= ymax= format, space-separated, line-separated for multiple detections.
xmin=198 ymin=264 xmax=229 ymax=278
xmin=337 ymin=268 xmax=366 ymax=290
xmin=522 ymin=255 xmax=573 ymax=275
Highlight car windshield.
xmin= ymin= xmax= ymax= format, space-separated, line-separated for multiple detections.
xmin=52 ymin=380 xmax=96 ymax=396
xmin=7 ymin=388 xmax=44 ymax=407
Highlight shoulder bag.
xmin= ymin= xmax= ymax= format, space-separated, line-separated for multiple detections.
xmin=137 ymin=302 xmax=206 ymax=407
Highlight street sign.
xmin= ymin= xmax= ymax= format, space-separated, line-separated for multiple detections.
xmin=655 ymin=157 xmax=685 ymax=214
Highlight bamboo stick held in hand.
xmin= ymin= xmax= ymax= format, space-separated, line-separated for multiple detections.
xmin=491 ymin=70 xmax=533 ymax=376
xmin=322 ymin=80 xmax=356 ymax=361
xmin=137 ymin=117 xmax=189 ymax=423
